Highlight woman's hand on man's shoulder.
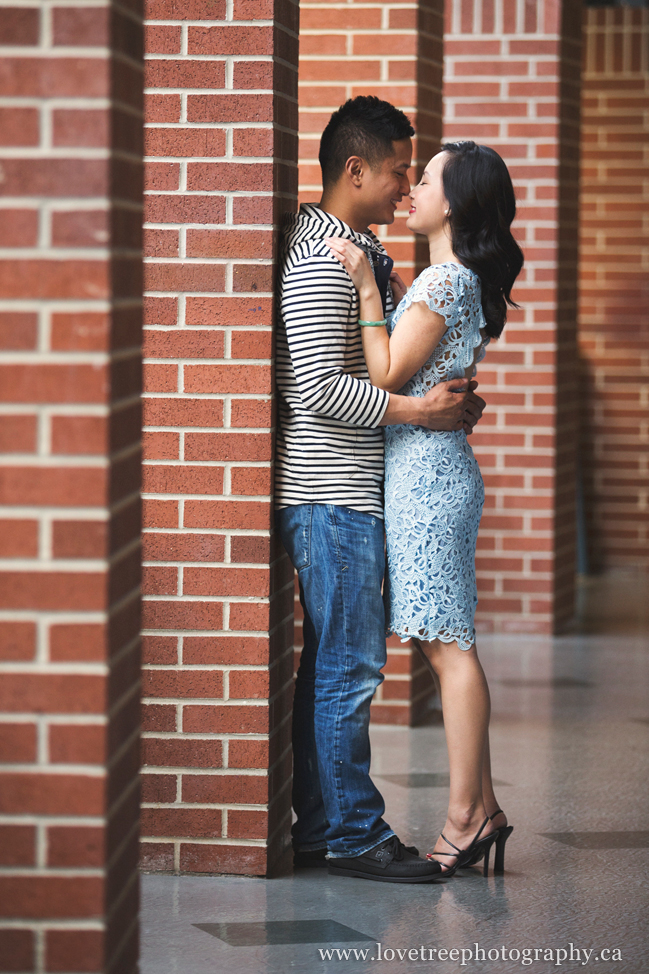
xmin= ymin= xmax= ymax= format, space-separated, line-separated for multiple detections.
xmin=325 ymin=237 xmax=377 ymax=298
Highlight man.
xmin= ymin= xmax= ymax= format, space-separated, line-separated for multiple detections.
xmin=275 ymin=97 xmax=485 ymax=883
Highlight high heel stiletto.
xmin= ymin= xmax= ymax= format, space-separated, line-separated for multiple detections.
xmin=426 ymin=817 xmax=498 ymax=878
xmin=493 ymin=823 xmax=513 ymax=874
xmin=463 ymin=808 xmax=513 ymax=871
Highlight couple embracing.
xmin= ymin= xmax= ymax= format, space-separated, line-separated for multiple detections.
xmin=275 ymin=97 xmax=523 ymax=883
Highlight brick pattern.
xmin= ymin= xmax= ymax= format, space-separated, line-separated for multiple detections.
xmin=579 ymin=8 xmax=649 ymax=572
xmin=0 ymin=2 xmax=143 ymax=972
xmin=298 ymin=0 xmax=443 ymax=285
xmin=443 ymin=0 xmax=582 ymax=634
xmin=296 ymin=0 xmax=444 ymax=725
xmin=140 ymin=0 xmax=298 ymax=876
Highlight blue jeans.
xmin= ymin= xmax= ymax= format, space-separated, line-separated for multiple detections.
xmin=276 ymin=503 xmax=395 ymax=858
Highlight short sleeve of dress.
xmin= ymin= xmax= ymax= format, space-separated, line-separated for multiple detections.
xmin=391 ymin=263 xmax=486 ymax=379
xmin=397 ymin=264 xmax=462 ymax=330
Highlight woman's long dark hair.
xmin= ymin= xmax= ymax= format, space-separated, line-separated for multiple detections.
xmin=441 ymin=141 xmax=524 ymax=338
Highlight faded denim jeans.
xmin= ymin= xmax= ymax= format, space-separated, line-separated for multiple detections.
xmin=276 ymin=503 xmax=394 ymax=858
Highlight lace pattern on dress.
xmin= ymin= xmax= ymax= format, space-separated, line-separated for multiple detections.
xmin=390 ymin=262 xmax=488 ymax=390
xmin=383 ymin=263 xmax=488 ymax=651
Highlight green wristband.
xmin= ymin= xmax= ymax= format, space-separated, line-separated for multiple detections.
xmin=359 ymin=319 xmax=387 ymax=327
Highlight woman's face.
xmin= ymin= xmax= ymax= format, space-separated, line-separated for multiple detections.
xmin=406 ymin=151 xmax=450 ymax=236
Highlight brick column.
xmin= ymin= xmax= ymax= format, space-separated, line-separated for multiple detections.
xmin=297 ymin=0 xmax=444 ymax=725
xmin=0 ymin=3 xmax=143 ymax=972
xmin=444 ymin=0 xmax=582 ymax=634
xmin=579 ymin=7 xmax=649 ymax=572
xmin=140 ymin=0 xmax=298 ymax=876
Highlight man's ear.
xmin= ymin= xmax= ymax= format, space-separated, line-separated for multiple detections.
xmin=344 ymin=155 xmax=364 ymax=187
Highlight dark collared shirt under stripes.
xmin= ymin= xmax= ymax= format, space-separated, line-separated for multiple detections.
xmin=275 ymin=204 xmax=394 ymax=518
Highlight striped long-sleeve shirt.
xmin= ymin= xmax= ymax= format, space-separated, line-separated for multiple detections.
xmin=275 ymin=204 xmax=394 ymax=518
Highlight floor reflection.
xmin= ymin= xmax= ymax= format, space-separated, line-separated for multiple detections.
xmin=141 ymin=571 xmax=649 ymax=974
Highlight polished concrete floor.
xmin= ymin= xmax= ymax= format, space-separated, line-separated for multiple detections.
xmin=141 ymin=572 xmax=649 ymax=973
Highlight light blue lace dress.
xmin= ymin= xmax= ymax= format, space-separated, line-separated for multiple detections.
xmin=384 ymin=263 xmax=489 ymax=651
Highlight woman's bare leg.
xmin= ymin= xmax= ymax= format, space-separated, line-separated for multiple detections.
xmin=415 ymin=637 xmax=496 ymax=869
xmin=415 ymin=638 xmax=506 ymax=830
xmin=421 ymin=647 xmax=442 ymax=701
xmin=481 ymin=737 xmax=506 ymax=825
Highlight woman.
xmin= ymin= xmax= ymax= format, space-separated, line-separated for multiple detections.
xmin=326 ymin=141 xmax=523 ymax=876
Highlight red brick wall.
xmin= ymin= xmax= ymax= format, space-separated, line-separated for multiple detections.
xmin=443 ymin=0 xmax=582 ymax=634
xmin=297 ymin=0 xmax=444 ymax=725
xmin=298 ymin=0 xmax=443 ymax=284
xmin=140 ymin=0 xmax=298 ymax=876
xmin=0 ymin=2 xmax=143 ymax=971
xmin=579 ymin=8 xmax=649 ymax=572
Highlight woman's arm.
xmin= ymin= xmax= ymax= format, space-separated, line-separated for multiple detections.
xmin=326 ymin=237 xmax=448 ymax=393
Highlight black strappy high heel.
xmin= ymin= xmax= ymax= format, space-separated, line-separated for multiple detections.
xmin=463 ymin=809 xmax=513 ymax=873
xmin=494 ymin=822 xmax=514 ymax=874
xmin=426 ymin=817 xmax=497 ymax=878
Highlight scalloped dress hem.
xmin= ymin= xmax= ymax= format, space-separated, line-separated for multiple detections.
xmin=387 ymin=627 xmax=476 ymax=652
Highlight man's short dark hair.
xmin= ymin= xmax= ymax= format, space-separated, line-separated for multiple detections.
xmin=319 ymin=96 xmax=415 ymax=187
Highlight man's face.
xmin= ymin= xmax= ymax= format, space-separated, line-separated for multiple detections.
xmin=360 ymin=138 xmax=412 ymax=227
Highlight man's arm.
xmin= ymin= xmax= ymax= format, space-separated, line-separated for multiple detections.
xmin=381 ymin=379 xmax=485 ymax=432
xmin=380 ymin=379 xmax=467 ymax=431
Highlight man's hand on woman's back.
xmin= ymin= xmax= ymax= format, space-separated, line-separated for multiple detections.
xmin=380 ymin=377 xmax=485 ymax=432
xmin=418 ymin=378 xmax=468 ymax=431
xmin=416 ymin=378 xmax=485 ymax=433
xmin=462 ymin=380 xmax=486 ymax=434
